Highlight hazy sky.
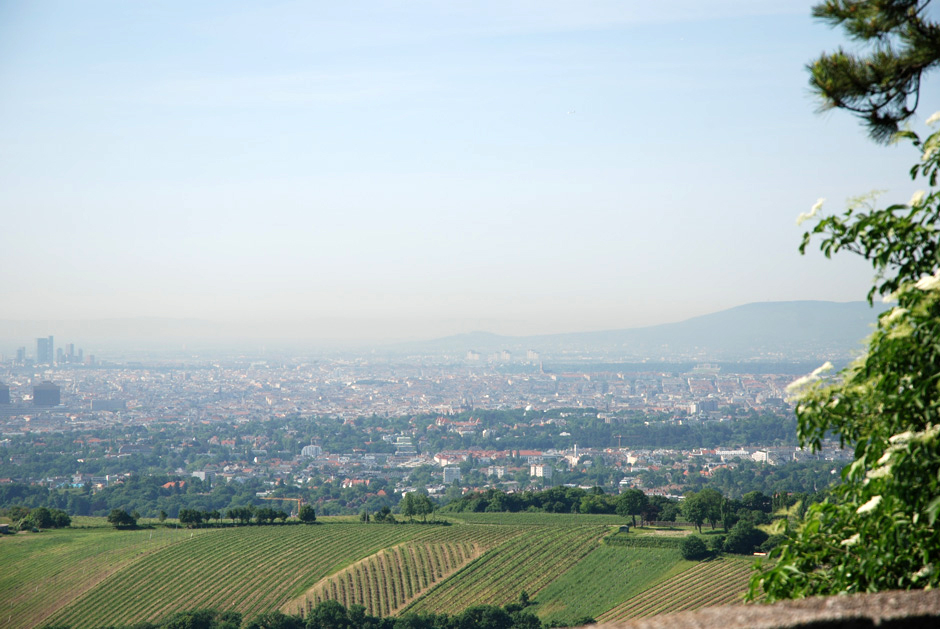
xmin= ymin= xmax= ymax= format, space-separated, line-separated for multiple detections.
xmin=0 ymin=1 xmax=934 ymax=342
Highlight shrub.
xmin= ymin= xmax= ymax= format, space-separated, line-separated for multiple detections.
xmin=679 ymin=535 xmax=709 ymax=560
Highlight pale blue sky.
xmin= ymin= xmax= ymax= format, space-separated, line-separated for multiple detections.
xmin=0 ymin=1 xmax=933 ymax=342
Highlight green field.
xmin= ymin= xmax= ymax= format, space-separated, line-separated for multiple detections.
xmin=595 ymin=556 xmax=757 ymax=622
xmin=0 ymin=517 xmax=756 ymax=628
xmin=531 ymin=545 xmax=693 ymax=622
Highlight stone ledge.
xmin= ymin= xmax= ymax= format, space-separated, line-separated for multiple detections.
xmin=595 ymin=589 xmax=940 ymax=629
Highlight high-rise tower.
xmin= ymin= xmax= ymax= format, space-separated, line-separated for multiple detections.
xmin=36 ymin=336 xmax=54 ymax=364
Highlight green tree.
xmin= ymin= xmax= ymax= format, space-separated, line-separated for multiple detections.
xmin=615 ymin=489 xmax=648 ymax=527
xmin=682 ymin=492 xmax=708 ymax=534
xmin=298 ymin=504 xmax=317 ymax=524
xmin=807 ymin=0 xmax=940 ymax=143
xmin=400 ymin=492 xmax=416 ymax=522
xmin=29 ymin=507 xmax=54 ymax=529
xmin=751 ymin=4 xmax=940 ymax=600
xmin=723 ymin=521 xmax=768 ymax=555
xmin=413 ymin=493 xmax=435 ymax=522
xmin=107 ymin=508 xmax=137 ymax=529
xmin=679 ymin=536 xmax=709 ymax=560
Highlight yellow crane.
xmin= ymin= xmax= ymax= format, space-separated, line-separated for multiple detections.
xmin=260 ymin=496 xmax=304 ymax=517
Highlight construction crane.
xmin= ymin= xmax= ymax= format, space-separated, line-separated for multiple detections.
xmin=261 ymin=496 xmax=304 ymax=517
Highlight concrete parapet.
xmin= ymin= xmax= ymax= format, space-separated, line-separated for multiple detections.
xmin=596 ymin=589 xmax=940 ymax=629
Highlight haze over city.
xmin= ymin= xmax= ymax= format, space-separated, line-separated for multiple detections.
xmin=0 ymin=1 xmax=928 ymax=344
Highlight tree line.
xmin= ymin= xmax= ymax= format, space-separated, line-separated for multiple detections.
xmin=38 ymin=594 xmax=576 ymax=629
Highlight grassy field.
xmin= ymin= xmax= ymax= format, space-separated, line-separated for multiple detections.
xmin=531 ymin=545 xmax=693 ymax=623
xmin=595 ymin=556 xmax=757 ymax=622
xmin=44 ymin=523 xmax=426 ymax=629
xmin=0 ymin=515 xmax=757 ymax=628
xmin=443 ymin=512 xmax=625 ymax=526
xmin=401 ymin=523 xmax=608 ymax=614
xmin=0 ymin=524 xmax=214 ymax=629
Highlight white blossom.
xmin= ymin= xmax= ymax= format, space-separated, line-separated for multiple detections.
xmin=919 ymin=424 xmax=940 ymax=442
xmin=856 ymin=495 xmax=882 ymax=514
xmin=865 ymin=465 xmax=892 ymax=480
xmin=811 ymin=361 xmax=834 ymax=378
xmin=909 ymin=190 xmax=927 ymax=207
xmin=913 ymin=565 xmax=932 ymax=580
xmin=882 ymin=307 xmax=907 ymax=325
xmin=840 ymin=533 xmax=860 ymax=547
xmin=890 ymin=431 xmax=915 ymax=444
xmin=914 ymin=270 xmax=940 ymax=292
xmin=797 ymin=198 xmax=825 ymax=226
xmin=786 ymin=375 xmax=814 ymax=394
xmin=927 ymin=111 xmax=940 ymax=126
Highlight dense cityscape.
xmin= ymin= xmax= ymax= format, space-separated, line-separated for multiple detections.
xmin=0 ymin=335 xmax=849 ymax=518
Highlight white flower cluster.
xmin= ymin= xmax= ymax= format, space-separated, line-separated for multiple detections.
xmin=796 ymin=198 xmax=826 ymax=226
xmin=882 ymin=307 xmax=907 ymax=325
xmin=786 ymin=361 xmax=833 ymax=395
xmin=915 ymin=270 xmax=940 ymax=291
xmin=913 ymin=565 xmax=933 ymax=581
xmin=856 ymin=495 xmax=882 ymax=514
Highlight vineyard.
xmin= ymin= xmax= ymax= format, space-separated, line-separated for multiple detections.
xmin=0 ymin=525 xmax=214 ymax=629
xmin=44 ymin=524 xmax=426 ymax=629
xmin=531 ymin=545 xmax=692 ymax=623
xmin=285 ymin=524 xmax=523 ymax=617
xmin=401 ymin=524 xmax=608 ymax=615
xmin=0 ymin=516 xmax=759 ymax=629
xmin=595 ymin=556 xmax=756 ymax=622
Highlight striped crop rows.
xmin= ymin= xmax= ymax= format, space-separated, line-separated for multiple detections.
xmin=284 ymin=523 xmax=527 ymax=617
xmin=0 ymin=526 xmax=212 ymax=629
xmin=403 ymin=525 xmax=608 ymax=615
xmin=47 ymin=525 xmax=425 ymax=629
xmin=595 ymin=557 xmax=755 ymax=622
xmin=296 ymin=541 xmax=481 ymax=617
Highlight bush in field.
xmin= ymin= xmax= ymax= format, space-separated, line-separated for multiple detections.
xmin=107 ymin=508 xmax=137 ymax=529
xmin=679 ymin=536 xmax=709 ymax=560
xmin=722 ymin=521 xmax=768 ymax=555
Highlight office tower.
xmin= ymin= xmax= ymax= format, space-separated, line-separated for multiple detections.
xmin=36 ymin=336 xmax=54 ymax=364
xmin=0 ymin=383 xmax=10 ymax=405
xmin=32 ymin=381 xmax=61 ymax=406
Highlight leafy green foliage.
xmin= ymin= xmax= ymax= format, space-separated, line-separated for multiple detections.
xmin=298 ymin=505 xmax=317 ymax=524
xmin=721 ymin=521 xmax=768 ymax=555
xmin=616 ymin=489 xmax=648 ymax=527
xmin=679 ymin=536 xmax=709 ymax=561
xmin=106 ymin=508 xmax=137 ymax=529
xmin=751 ymin=116 xmax=940 ymax=597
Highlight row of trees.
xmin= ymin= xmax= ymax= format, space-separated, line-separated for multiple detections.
xmin=39 ymin=596 xmax=556 ymax=629
xmin=1 ymin=505 xmax=71 ymax=531
xmin=105 ymin=505 xmax=318 ymax=529
xmin=398 ymin=492 xmax=436 ymax=522
xmin=443 ymin=485 xmax=789 ymax=531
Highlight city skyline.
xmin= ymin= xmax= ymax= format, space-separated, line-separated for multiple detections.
xmin=0 ymin=1 xmax=931 ymax=342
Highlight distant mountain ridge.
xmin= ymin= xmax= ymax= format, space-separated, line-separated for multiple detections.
xmin=0 ymin=301 xmax=887 ymax=360
xmin=402 ymin=301 xmax=888 ymax=361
